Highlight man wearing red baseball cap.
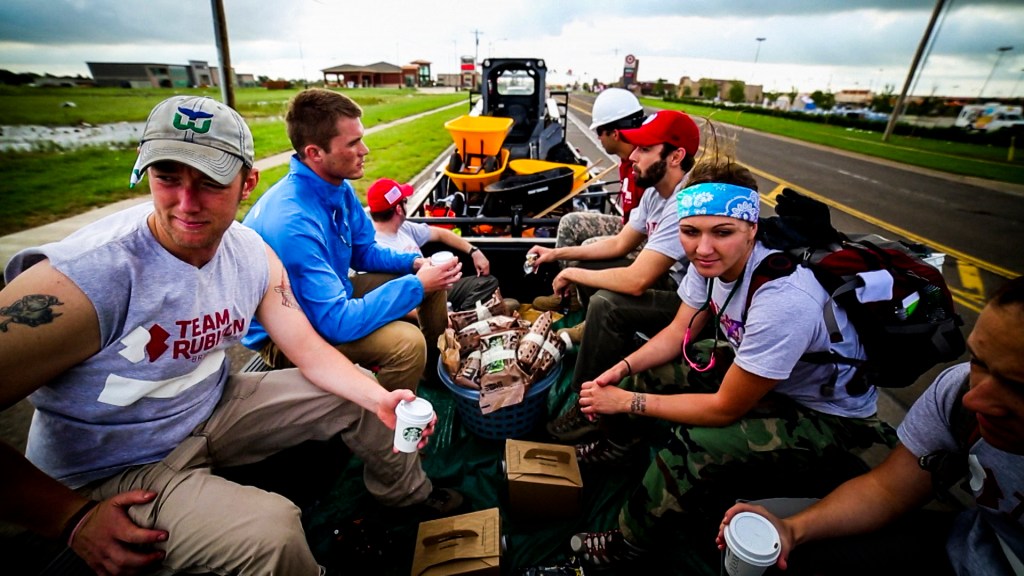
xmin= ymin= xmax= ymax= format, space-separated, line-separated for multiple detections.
xmin=542 ymin=110 xmax=700 ymax=457
xmin=369 ymin=178 xmax=517 ymax=313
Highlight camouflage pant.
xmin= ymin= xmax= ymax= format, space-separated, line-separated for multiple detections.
xmin=617 ymin=363 xmax=898 ymax=549
xmin=555 ymin=212 xmax=643 ymax=264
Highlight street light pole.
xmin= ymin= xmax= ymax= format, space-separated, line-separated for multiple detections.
xmin=978 ymin=46 xmax=1014 ymax=99
xmin=753 ymin=37 xmax=766 ymax=65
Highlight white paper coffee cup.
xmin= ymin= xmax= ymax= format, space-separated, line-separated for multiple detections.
xmin=430 ymin=251 xmax=455 ymax=266
xmin=723 ymin=512 xmax=781 ymax=576
xmin=394 ymin=398 xmax=434 ymax=453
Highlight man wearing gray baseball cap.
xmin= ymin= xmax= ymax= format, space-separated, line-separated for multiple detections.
xmin=0 ymin=95 xmax=446 ymax=575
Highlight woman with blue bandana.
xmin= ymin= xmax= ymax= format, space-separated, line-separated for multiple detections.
xmin=568 ymin=161 xmax=897 ymax=570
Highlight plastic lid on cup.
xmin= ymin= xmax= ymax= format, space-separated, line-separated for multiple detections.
xmin=397 ymin=397 xmax=434 ymax=423
xmin=430 ymin=251 xmax=454 ymax=265
xmin=725 ymin=512 xmax=781 ymax=566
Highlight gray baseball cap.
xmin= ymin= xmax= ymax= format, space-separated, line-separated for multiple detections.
xmin=130 ymin=95 xmax=254 ymax=188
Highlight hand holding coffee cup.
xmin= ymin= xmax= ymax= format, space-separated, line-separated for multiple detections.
xmin=430 ymin=250 xmax=455 ymax=266
xmin=721 ymin=511 xmax=781 ymax=576
xmin=393 ymin=397 xmax=435 ymax=453
xmin=416 ymin=252 xmax=462 ymax=292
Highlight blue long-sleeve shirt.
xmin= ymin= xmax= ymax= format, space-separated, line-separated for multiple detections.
xmin=241 ymin=156 xmax=423 ymax=349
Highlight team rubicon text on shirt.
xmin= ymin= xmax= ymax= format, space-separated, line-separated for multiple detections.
xmin=99 ymin=309 xmax=248 ymax=406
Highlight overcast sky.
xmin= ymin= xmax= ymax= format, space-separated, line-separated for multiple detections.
xmin=2 ymin=0 xmax=1023 ymax=97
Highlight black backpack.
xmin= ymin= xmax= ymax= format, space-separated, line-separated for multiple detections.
xmin=747 ymin=189 xmax=966 ymax=395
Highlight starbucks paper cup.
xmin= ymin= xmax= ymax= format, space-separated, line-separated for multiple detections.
xmin=430 ymin=251 xmax=455 ymax=266
xmin=723 ymin=511 xmax=781 ymax=576
xmin=394 ymin=398 xmax=434 ymax=453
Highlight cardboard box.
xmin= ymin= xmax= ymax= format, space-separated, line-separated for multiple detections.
xmin=504 ymin=439 xmax=583 ymax=519
xmin=411 ymin=507 xmax=501 ymax=576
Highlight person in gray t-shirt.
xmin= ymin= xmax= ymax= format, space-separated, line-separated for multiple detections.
xmin=720 ymin=275 xmax=1024 ymax=576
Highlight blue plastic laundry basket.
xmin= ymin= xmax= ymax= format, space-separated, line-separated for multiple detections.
xmin=438 ymin=357 xmax=562 ymax=440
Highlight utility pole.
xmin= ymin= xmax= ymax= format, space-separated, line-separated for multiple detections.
xmin=211 ymin=0 xmax=235 ymax=109
xmin=883 ymin=0 xmax=945 ymax=142
xmin=472 ymin=29 xmax=484 ymax=64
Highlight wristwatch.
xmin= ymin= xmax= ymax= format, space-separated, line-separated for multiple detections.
xmin=469 ymin=246 xmax=480 ymax=255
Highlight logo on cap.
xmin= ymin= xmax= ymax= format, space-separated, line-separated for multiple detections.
xmin=172 ymin=107 xmax=214 ymax=134
xmin=383 ymin=186 xmax=404 ymax=206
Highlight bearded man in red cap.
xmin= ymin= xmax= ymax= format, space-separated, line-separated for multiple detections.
xmin=542 ymin=110 xmax=701 ymax=454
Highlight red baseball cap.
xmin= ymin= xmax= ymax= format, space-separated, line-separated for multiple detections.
xmin=619 ymin=110 xmax=700 ymax=158
xmin=367 ymin=178 xmax=414 ymax=212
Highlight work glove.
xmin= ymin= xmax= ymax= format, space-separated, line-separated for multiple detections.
xmin=774 ymin=188 xmax=844 ymax=248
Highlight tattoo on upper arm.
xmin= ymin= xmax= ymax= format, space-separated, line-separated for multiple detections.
xmin=0 ymin=294 xmax=64 ymax=332
xmin=273 ymin=272 xmax=298 ymax=309
xmin=630 ymin=392 xmax=647 ymax=414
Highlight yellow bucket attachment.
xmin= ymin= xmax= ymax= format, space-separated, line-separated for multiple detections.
xmin=445 ymin=115 xmax=514 ymax=158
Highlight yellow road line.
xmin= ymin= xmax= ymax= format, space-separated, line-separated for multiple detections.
xmin=949 ymin=287 xmax=984 ymax=313
xmin=743 ymin=164 xmax=1020 ymax=280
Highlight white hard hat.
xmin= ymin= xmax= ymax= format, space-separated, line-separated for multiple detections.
xmin=589 ymin=88 xmax=644 ymax=130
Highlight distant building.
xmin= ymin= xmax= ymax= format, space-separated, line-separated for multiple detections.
xmin=321 ymin=60 xmax=432 ymax=88
xmin=835 ymin=89 xmax=873 ymax=107
xmin=409 ymin=60 xmax=433 ymax=86
xmin=676 ymin=76 xmax=763 ymax=103
xmin=33 ymin=76 xmax=94 ymax=88
xmin=188 ymin=60 xmax=214 ymax=87
xmin=86 ymin=60 xmax=250 ymax=89
xmin=236 ymin=73 xmax=258 ymax=88
xmin=638 ymin=80 xmax=677 ymax=97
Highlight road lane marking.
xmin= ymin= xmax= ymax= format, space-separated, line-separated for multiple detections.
xmin=742 ymin=164 xmax=1020 ymax=280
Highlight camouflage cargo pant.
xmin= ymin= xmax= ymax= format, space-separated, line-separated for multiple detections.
xmin=617 ymin=362 xmax=898 ymax=549
xmin=555 ymin=212 xmax=643 ymax=264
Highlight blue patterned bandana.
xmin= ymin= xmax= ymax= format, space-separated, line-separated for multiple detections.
xmin=676 ymin=183 xmax=760 ymax=222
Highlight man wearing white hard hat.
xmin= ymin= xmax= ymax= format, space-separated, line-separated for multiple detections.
xmin=529 ymin=88 xmax=648 ymax=316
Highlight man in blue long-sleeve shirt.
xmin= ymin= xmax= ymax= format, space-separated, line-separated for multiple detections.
xmin=243 ymin=88 xmax=461 ymax=395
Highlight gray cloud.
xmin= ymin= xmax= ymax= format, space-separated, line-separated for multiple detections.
xmin=1 ymin=0 xmax=1021 ymax=96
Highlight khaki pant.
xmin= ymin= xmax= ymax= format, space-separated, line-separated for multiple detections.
xmin=260 ymin=273 xmax=449 ymax=390
xmin=84 ymin=369 xmax=432 ymax=575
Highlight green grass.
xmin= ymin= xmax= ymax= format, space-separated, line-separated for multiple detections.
xmin=0 ymin=85 xmax=464 ymax=125
xmin=237 ymin=106 xmax=462 ymax=220
xmin=650 ymin=99 xmax=1024 ymax=185
xmin=0 ymin=147 xmax=146 ymax=231
xmin=0 ymin=88 xmax=466 ymax=234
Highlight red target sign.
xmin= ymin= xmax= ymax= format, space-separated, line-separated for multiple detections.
xmin=624 ymin=54 xmax=636 ymax=66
